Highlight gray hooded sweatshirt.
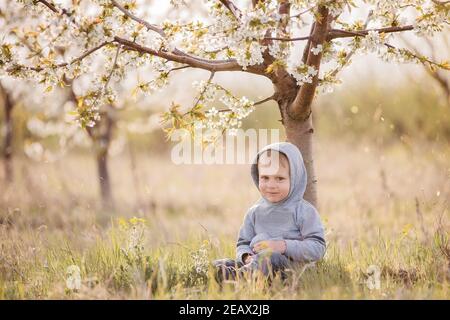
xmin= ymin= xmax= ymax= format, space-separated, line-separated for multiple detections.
xmin=236 ymin=142 xmax=326 ymax=264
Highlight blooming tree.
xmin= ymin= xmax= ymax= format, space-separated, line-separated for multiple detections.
xmin=0 ymin=0 xmax=163 ymax=206
xmin=23 ymin=77 xmax=161 ymax=209
xmin=13 ymin=75 xmax=161 ymax=208
xmin=1 ymin=0 xmax=449 ymax=206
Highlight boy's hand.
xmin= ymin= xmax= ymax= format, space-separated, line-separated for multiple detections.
xmin=253 ymin=240 xmax=286 ymax=254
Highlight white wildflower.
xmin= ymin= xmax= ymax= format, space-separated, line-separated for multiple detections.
xmin=66 ymin=265 xmax=82 ymax=291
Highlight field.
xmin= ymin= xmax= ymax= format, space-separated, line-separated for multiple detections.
xmin=1 ymin=136 xmax=449 ymax=299
xmin=1 ymin=0 xmax=450 ymax=302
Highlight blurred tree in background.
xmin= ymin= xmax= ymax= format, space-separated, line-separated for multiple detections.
xmin=1 ymin=0 xmax=449 ymax=207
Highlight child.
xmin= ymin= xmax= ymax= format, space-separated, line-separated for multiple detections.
xmin=213 ymin=142 xmax=326 ymax=281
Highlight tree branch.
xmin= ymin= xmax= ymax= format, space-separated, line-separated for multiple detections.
xmin=332 ymin=28 xmax=446 ymax=70
xmin=217 ymin=94 xmax=274 ymax=113
xmin=36 ymin=0 xmax=58 ymax=13
xmin=329 ymin=10 xmax=373 ymax=78
xmin=218 ymin=0 xmax=242 ymax=20
xmin=290 ymin=6 xmax=314 ymax=19
xmin=6 ymin=41 xmax=111 ymax=73
xmin=32 ymin=0 xmax=266 ymax=77
xmin=167 ymin=65 xmax=191 ymax=74
xmin=110 ymin=0 xmax=165 ymax=37
xmin=264 ymin=35 xmax=310 ymax=42
xmin=110 ymin=0 xmax=268 ymax=75
xmin=327 ymin=25 xmax=414 ymax=40
xmin=398 ymin=36 xmax=450 ymax=100
xmin=89 ymin=44 xmax=122 ymax=112
xmin=301 ymin=22 xmax=315 ymax=64
xmin=58 ymin=41 xmax=112 ymax=67
xmin=116 ymin=36 xmax=264 ymax=74
xmin=36 ymin=0 xmax=78 ymax=27
xmin=290 ymin=5 xmax=329 ymax=120
xmin=192 ymin=71 xmax=216 ymax=110
xmin=254 ymin=94 xmax=276 ymax=106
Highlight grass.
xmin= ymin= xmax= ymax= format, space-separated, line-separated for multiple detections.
xmin=0 ymin=137 xmax=449 ymax=299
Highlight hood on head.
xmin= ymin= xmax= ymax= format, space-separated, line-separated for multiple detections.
xmin=251 ymin=142 xmax=307 ymax=205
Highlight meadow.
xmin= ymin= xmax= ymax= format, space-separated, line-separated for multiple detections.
xmin=1 ymin=0 xmax=450 ymax=301
xmin=0 ymin=134 xmax=448 ymax=299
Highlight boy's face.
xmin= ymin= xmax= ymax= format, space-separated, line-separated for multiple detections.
xmin=258 ymin=151 xmax=290 ymax=203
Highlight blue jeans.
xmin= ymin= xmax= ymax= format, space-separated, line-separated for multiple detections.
xmin=213 ymin=251 xmax=292 ymax=282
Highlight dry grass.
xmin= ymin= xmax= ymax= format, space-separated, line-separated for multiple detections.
xmin=0 ymin=137 xmax=449 ymax=299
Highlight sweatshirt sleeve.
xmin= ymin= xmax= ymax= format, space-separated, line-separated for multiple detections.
xmin=284 ymin=203 xmax=326 ymax=263
xmin=236 ymin=208 xmax=256 ymax=264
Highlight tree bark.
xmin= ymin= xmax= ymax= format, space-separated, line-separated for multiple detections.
xmin=96 ymin=145 xmax=113 ymax=209
xmin=93 ymin=110 xmax=114 ymax=210
xmin=273 ymin=5 xmax=329 ymax=209
xmin=268 ymin=1 xmax=321 ymax=207
xmin=0 ymin=83 xmax=14 ymax=184
xmin=283 ymin=111 xmax=317 ymax=207
xmin=277 ymin=97 xmax=318 ymax=208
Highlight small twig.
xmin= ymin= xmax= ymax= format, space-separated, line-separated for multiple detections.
xmin=59 ymin=41 xmax=112 ymax=67
xmin=36 ymin=0 xmax=58 ymax=13
xmin=254 ymin=94 xmax=276 ymax=106
xmin=264 ymin=35 xmax=310 ymax=42
xmin=328 ymin=25 xmax=445 ymax=70
xmin=383 ymin=42 xmax=444 ymax=69
xmin=219 ymin=0 xmax=242 ymax=20
xmin=290 ymin=6 xmax=314 ymax=19
xmin=6 ymin=41 xmax=111 ymax=74
xmin=89 ymin=44 xmax=122 ymax=112
xmin=216 ymin=94 xmax=275 ymax=113
xmin=104 ymin=45 xmax=121 ymax=91
xmin=327 ymin=25 xmax=414 ymax=40
xmin=329 ymin=10 xmax=373 ymax=78
xmin=301 ymin=21 xmax=316 ymax=64
xmin=192 ymin=71 xmax=215 ymax=109
xmin=111 ymin=0 xmax=165 ymax=37
xmin=199 ymin=223 xmax=208 ymax=233
xmin=167 ymin=65 xmax=191 ymax=74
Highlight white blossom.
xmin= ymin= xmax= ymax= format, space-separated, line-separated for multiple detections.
xmin=311 ymin=44 xmax=323 ymax=56
xmin=290 ymin=62 xmax=318 ymax=85
xmin=360 ymin=31 xmax=387 ymax=54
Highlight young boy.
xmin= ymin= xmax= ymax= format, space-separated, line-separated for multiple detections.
xmin=214 ymin=142 xmax=326 ymax=281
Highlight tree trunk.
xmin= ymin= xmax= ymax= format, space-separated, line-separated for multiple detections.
xmin=97 ymin=109 xmax=115 ymax=210
xmin=87 ymin=109 xmax=115 ymax=210
xmin=284 ymin=112 xmax=317 ymax=207
xmin=265 ymin=5 xmax=328 ymax=209
xmin=1 ymin=83 xmax=13 ymax=183
xmin=278 ymin=99 xmax=318 ymax=207
xmin=96 ymin=147 xmax=113 ymax=209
